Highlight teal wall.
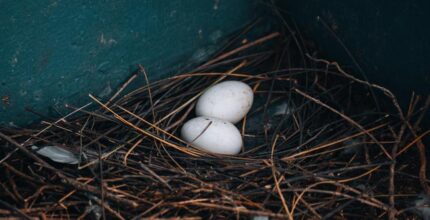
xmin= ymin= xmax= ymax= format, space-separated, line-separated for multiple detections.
xmin=0 ymin=0 xmax=262 ymax=126
xmin=4 ymin=1 xmax=426 ymax=127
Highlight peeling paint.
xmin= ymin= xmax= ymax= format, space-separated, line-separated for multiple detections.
xmin=19 ymin=89 xmax=27 ymax=96
xmin=198 ymin=29 xmax=203 ymax=39
xmin=8 ymin=122 xmax=18 ymax=127
xmin=213 ymin=0 xmax=220 ymax=10
xmin=33 ymin=89 xmax=43 ymax=101
xmin=10 ymin=50 xmax=20 ymax=68
xmin=169 ymin=10 xmax=177 ymax=17
xmin=98 ymin=82 xmax=112 ymax=98
xmin=190 ymin=46 xmax=217 ymax=63
xmin=99 ymin=33 xmax=117 ymax=46
xmin=97 ymin=61 xmax=111 ymax=73
xmin=209 ymin=30 xmax=223 ymax=43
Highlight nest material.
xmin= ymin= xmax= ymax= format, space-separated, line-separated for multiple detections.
xmin=0 ymin=29 xmax=429 ymax=220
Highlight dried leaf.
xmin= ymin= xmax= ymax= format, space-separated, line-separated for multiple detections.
xmin=32 ymin=145 xmax=79 ymax=164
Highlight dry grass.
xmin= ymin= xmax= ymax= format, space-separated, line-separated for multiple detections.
xmin=0 ymin=28 xmax=428 ymax=219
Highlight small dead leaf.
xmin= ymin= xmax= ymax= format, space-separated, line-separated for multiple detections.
xmin=32 ymin=145 xmax=79 ymax=164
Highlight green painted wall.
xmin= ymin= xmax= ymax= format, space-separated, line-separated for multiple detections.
xmin=0 ymin=0 xmax=263 ymax=126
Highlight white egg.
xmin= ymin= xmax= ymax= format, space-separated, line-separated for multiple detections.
xmin=181 ymin=116 xmax=242 ymax=155
xmin=196 ymin=80 xmax=253 ymax=123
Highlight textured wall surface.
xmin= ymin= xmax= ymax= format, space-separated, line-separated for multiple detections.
xmin=0 ymin=0 xmax=261 ymax=126
xmin=280 ymin=0 xmax=430 ymax=107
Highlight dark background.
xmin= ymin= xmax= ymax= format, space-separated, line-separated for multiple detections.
xmin=1 ymin=0 xmax=428 ymax=127
xmin=277 ymin=0 xmax=429 ymax=109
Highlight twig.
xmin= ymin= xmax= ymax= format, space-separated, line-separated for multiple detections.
xmin=196 ymin=32 xmax=280 ymax=70
xmin=0 ymin=199 xmax=32 ymax=220
xmin=0 ymin=132 xmax=139 ymax=208
xmin=293 ymin=88 xmax=391 ymax=159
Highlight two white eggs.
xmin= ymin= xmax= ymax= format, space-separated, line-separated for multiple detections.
xmin=181 ymin=81 xmax=253 ymax=155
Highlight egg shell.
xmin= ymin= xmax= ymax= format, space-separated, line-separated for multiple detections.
xmin=196 ymin=80 xmax=253 ymax=123
xmin=181 ymin=116 xmax=242 ymax=155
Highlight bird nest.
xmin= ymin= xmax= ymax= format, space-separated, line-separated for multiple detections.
xmin=0 ymin=28 xmax=429 ymax=219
